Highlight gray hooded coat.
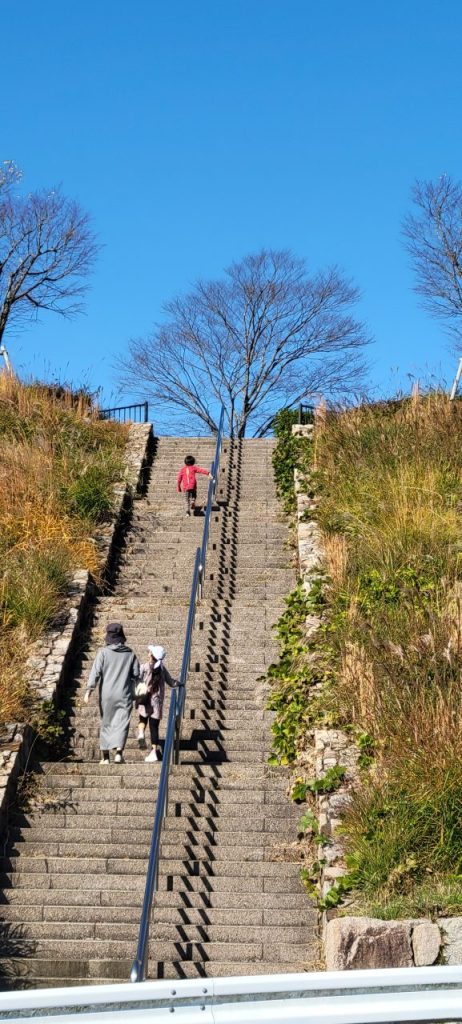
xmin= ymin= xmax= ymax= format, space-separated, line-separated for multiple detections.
xmin=86 ymin=643 xmax=140 ymax=750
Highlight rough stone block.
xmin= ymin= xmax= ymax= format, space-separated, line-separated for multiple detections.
xmin=411 ymin=921 xmax=441 ymax=966
xmin=291 ymin=424 xmax=313 ymax=437
xmin=325 ymin=916 xmax=413 ymax=970
xmin=439 ymin=918 xmax=462 ymax=964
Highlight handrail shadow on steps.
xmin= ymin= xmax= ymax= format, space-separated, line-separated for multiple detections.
xmin=130 ymin=406 xmax=225 ymax=983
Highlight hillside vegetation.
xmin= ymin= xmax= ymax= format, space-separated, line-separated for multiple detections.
xmin=0 ymin=374 xmax=127 ymax=728
xmin=271 ymin=395 xmax=462 ymax=918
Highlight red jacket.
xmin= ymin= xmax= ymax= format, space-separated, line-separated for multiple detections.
xmin=177 ymin=465 xmax=209 ymax=492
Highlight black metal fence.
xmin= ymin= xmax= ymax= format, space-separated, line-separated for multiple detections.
xmin=99 ymin=401 xmax=149 ymax=424
xmin=298 ymin=402 xmax=315 ymax=424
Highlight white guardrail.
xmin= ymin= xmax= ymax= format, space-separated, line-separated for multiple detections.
xmin=0 ymin=968 xmax=462 ymax=1024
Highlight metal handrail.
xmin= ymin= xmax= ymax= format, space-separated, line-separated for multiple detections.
xmin=199 ymin=405 xmax=225 ymax=597
xmin=130 ymin=406 xmax=225 ymax=983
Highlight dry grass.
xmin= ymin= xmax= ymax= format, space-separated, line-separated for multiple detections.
xmin=312 ymin=392 xmax=462 ymax=913
xmin=322 ymin=532 xmax=348 ymax=587
xmin=0 ymin=373 xmax=127 ymax=727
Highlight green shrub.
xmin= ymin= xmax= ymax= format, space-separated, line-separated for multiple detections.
xmin=272 ymin=408 xmax=313 ymax=515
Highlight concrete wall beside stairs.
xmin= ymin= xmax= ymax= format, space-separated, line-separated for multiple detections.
xmin=0 ymin=437 xmax=318 ymax=988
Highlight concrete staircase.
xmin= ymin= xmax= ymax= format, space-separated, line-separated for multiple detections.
xmin=0 ymin=437 xmax=318 ymax=988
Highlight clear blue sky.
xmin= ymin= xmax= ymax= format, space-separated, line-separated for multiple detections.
xmin=2 ymin=0 xmax=462 ymax=413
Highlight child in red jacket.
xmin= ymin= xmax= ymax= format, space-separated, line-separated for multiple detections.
xmin=177 ymin=455 xmax=212 ymax=515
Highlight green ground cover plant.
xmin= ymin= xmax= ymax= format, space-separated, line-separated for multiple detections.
xmin=0 ymin=373 xmax=127 ymax=728
xmin=272 ymin=407 xmax=313 ymax=514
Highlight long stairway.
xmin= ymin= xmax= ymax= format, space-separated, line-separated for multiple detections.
xmin=0 ymin=437 xmax=318 ymax=987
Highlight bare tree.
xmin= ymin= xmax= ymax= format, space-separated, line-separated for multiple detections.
xmin=0 ymin=167 xmax=98 ymax=349
xmin=404 ymin=176 xmax=462 ymax=340
xmin=120 ymin=249 xmax=369 ymax=437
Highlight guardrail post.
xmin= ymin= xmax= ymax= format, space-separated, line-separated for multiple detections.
xmin=143 ymin=401 xmax=149 ymax=422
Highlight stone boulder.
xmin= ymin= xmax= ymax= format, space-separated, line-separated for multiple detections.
xmin=439 ymin=918 xmax=462 ymax=965
xmin=325 ymin=917 xmax=413 ymax=970
xmin=411 ymin=921 xmax=441 ymax=966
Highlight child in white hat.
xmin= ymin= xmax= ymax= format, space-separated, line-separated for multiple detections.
xmin=135 ymin=645 xmax=179 ymax=762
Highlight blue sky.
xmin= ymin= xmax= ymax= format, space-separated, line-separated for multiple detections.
xmin=1 ymin=0 xmax=462 ymax=412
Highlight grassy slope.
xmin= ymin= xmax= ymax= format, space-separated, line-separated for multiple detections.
xmin=270 ymin=396 xmax=462 ymax=918
xmin=0 ymin=374 xmax=127 ymax=728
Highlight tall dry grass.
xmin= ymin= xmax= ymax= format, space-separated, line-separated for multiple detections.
xmin=314 ymin=392 xmax=462 ymax=913
xmin=0 ymin=373 xmax=127 ymax=727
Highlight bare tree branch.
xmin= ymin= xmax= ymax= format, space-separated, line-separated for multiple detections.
xmin=403 ymin=175 xmax=462 ymax=341
xmin=0 ymin=172 xmax=99 ymax=348
xmin=119 ymin=248 xmax=370 ymax=437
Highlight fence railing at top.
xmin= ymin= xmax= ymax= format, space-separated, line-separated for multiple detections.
xmin=99 ymin=401 xmax=149 ymax=423
xmin=257 ymin=400 xmax=316 ymax=436
xmin=130 ymin=405 xmax=225 ymax=984
xmin=298 ymin=401 xmax=315 ymax=424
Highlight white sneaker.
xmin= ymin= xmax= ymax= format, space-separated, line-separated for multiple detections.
xmin=99 ymin=758 xmax=110 ymax=765
xmin=114 ymin=752 xmax=124 ymax=764
xmin=137 ymin=724 xmax=146 ymax=748
xmin=145 ymin=748 xmax=158 ymax=763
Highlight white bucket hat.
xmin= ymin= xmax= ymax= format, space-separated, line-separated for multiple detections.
xmin=148 ymin=644 xmax=166 ymax=669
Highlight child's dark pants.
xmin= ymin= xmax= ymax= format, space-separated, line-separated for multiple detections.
xmin=185 ymin=486 xmax=197 ymax=513
xmin=148 ymin=717 xmax=159 ymax=746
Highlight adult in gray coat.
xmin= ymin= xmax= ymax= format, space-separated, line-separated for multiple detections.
xmin=84 ymin=622 xmax=140 ymax=764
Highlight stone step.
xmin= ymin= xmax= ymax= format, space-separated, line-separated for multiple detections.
xmin=26 ymin=792 xmax=291 ymax=814
xmin=11 ymin=807 xmax=296 ymax=835
xmin=0 ymin=935 xmax=307 ymax=964
xmin=0 ymin=902 xmax=314 ymax=927
xmin=27 ymin=784 xmax=290 ymax=805
xmin=1 ymin=917 xmax=310 ymax=946
xmin=3 ymin=871 xmax=305 ymax=897
xmin=70 ymin=733 xmax=270 ymax=750
xmin=17 ymin=804 xmax=291 ymax=825
xmin=68 ymin=749 xmax=270 ymax=764
xmin=39 ymin=761 xmax=285 ymax=779
xmin=2 ymin=886 xmax=307 ymax=911
xmin=70 ymin=709 xmax=269 ymax=724
xmin=4 ymin=956 xmax=309 ymax=985
xmin=10 ymin=815 xmax=295 ymax=841
xmin=7 ymin=834 xmax=293 ymax=861
xmin=35 ymin=768 xmax=283 ymax=790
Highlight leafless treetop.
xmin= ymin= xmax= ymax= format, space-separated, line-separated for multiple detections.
xmin=120 ymin=248 xmax=369 ymax=437
xmin=403 ymin=175 xmax=462 ymax=340
xmin=0 ymin=171 xmax=99 ymax=347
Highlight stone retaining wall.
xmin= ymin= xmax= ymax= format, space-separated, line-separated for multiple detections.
xmin=0 ymin=422 xmax=153 ymax=833
xmin=292 ymin=423 xmax=462 ymax=969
